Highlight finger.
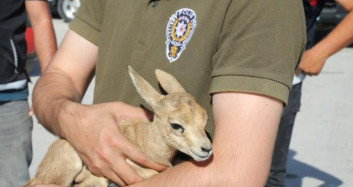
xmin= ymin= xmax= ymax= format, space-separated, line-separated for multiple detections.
xmin=103 ymin=169 xmax=126 ymax=187
xmin=111 ymin=158 xmax=143 ymax=185
xmin=111 ymin=128 xmax=167 ymax=172
xmin=89 ymin=134 xmax=143 ymax=185
xmin=120 ymin=139 xmax=167 ymax=172
xmin=298 ymin=68 xmax=311 ymax=76
xmin=87 ymin=162 xmax=127 ymax=187
xmin=131 ymin=107 xmax=153 ymax=121
xmin=28 ymin=107 xmax=34 ymax=116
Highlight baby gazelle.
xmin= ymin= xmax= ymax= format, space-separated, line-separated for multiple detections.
xmin=25 ymin=66 xmax=212 ymax=187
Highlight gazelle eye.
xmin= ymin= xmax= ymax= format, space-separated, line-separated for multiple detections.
xmin=170 ymin=123 xmax=184 ymax=133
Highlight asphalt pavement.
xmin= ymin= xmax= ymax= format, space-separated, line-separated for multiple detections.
xmin=28 ymin=19 xmax=353 ymax=187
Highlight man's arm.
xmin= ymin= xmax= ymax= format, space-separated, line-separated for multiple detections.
xmin=131 ymin=92 xmax=283 ymax=186
xmin=299 ymin=0 xmax=353 ymax=75
xmin=33 ymin=30 xmax=166 ymax=186
xmin=25 ymin=0 xmax=57 ymax=73
xmin=33 ymin=30 xmax=97 ymax=135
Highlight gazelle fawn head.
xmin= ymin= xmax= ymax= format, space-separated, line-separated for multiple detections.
xmin=128 ymin=66 xmax=212 ymax=161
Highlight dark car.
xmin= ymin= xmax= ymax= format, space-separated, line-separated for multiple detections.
xmin=314 ymin=1 xmax=352 ymax=47
xmin=316 ymin=1 xmax=348 ymax=29
xmin=49 ymin=0 xmax=80 ymax=23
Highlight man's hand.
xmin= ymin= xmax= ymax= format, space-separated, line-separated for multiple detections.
xmin=299 ymin=0 xmax=353 ymax=76
xmin=33 ymin=30 xmax=166 ymax=186
xmin=61 ymin=101 xmax=166 ymax=186
xmin=298 ymin=48 xmax=327 ymax=76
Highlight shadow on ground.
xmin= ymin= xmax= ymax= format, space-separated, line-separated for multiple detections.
xmin=285 ymin=150 xmax=343 ymax=187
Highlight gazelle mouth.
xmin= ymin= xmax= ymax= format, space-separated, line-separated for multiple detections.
xmin=190 ymin=150 xmax=212 ymax=161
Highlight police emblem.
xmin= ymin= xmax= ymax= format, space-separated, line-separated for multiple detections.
xmin=166 ymin=8 xmax=197 ymax=63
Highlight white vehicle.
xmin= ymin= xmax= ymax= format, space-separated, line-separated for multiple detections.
xmin=49 ymin=0 xmax=80 ymax=23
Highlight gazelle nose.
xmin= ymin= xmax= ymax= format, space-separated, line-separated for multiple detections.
xmin=201 ymin=147 xmax=212 ymax=153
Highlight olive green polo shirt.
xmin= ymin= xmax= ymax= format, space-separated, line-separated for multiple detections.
xmin=70 ymin=0 xmax=306 ymax=136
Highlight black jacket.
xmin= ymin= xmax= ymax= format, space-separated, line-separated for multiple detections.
xmin=0 ymin=0 xmax=28 ymax=91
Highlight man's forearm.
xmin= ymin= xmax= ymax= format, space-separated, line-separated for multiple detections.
xmin=130 ymin=160 xmax=211 ymax=187
xmin=33 ymin=71 xmax=82 ymax=137
xmin=33 ymin=30 xmax=98 ymax=137
xmin=130 ymin=93 xmax=282 ymax=187
xmin=26 ymin=0 xmax=57 ymax=73
xmin=32 ymin=19 xmax=57 ymax=73
xmin=32 ymin=30 xmax=98 ymax=137
xmin=312 ymin=7 xmax=353 ymax=58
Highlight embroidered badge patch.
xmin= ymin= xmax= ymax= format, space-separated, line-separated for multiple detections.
xmin=166 ymin=8 xmax=197 ymax=63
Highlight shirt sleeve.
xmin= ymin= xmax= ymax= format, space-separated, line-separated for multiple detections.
xmin=210 ymin=0 xmax=306 ymax=105
xmin=68 ymin=0 xmax=106 ymax=46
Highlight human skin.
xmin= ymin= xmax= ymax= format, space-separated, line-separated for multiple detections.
xmin=130 ymin=93 xmax=282 ymax=186
xmin=25 ymin=0 xmax=57 ymax=74
xmin=25 ymin=0 xmax=57 ymax=116
xmin=33 ymin=30 xmax=283 ymax=186
xmin=298 ymin=0 xmax=353 ymax=76
xmin=33 ymin=31 xmax=166 ymax=186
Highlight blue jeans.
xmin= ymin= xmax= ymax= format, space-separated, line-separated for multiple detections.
xmin=266 ymin=83 xmax=302 ymax=187
xmin=0 ymin=100 xmax=33 ymax=187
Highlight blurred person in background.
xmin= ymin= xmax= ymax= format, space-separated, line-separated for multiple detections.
xmin=267 ymin=0 xmax=353 ymax=186
xmin=0 ymin=0 xmax=57 ymax=186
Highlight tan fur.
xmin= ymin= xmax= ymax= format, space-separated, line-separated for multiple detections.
xmin=24 ymin=66 xmax=212 ymax=187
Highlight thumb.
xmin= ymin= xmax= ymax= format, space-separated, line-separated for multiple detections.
xmin=29 ymin=106 xmax=34 ymax=116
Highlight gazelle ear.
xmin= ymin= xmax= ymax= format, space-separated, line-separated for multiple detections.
xmin=128 ymin=66 xmax=163 ymax=108
xmin=155 ymin=69 xmax=186 ymax=94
